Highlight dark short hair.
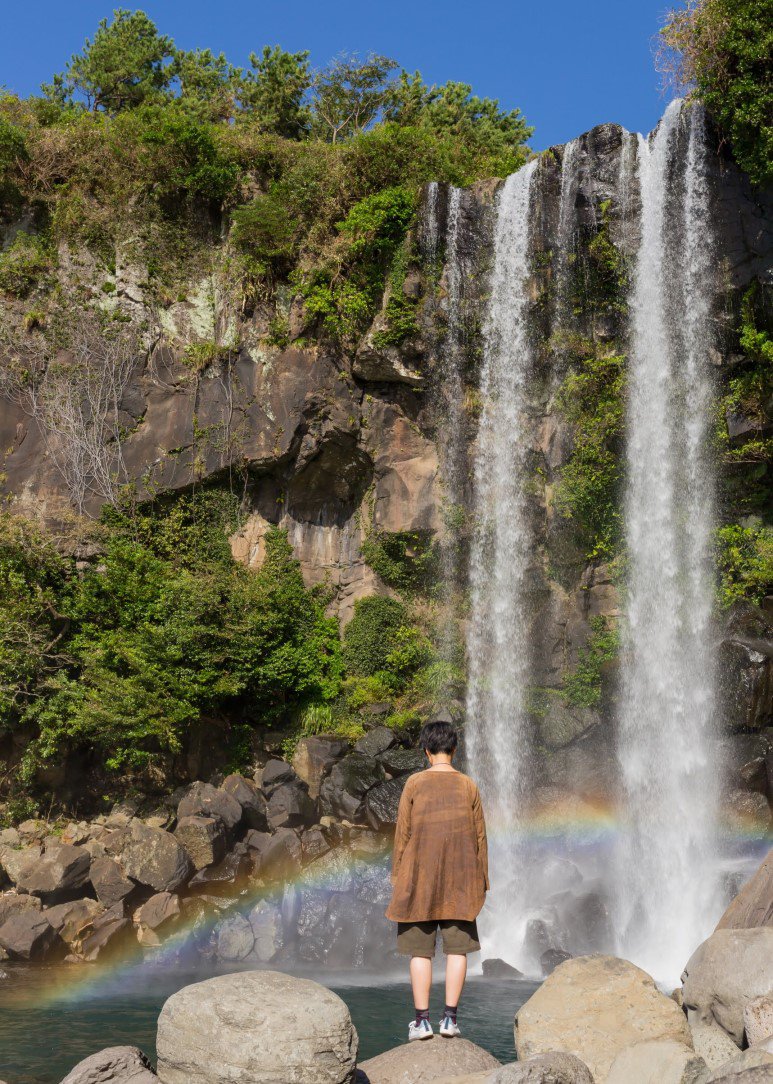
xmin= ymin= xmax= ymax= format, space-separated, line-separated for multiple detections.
xmin=419 ymin=720 xmax=458 ymax=755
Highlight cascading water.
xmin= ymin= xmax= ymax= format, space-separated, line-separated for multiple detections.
xmin=465 ymin=160 xmax=537 ymax=966
xmin=555 ymin=139 xmax=580 ymax=323
xmin=615 ymin=100 xmax=721 ymax=983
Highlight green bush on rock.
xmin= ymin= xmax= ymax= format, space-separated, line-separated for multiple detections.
xmin=716 ymin=524 xmax=773 ymax=608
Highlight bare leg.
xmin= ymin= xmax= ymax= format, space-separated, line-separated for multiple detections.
xmin=445 ymin=953 xmax=467 ymax=1008
xmin=409 ymin=956 xmax=432 ymax=1010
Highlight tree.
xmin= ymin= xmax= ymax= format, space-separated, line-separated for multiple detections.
xmin=658 ymin=0 xmax=773 ymax=185
xmin=311 ymin=53 xmax=398 ymax=143
xmin=173 ymin=48 xmax=241 ymax=122
xmin=385 ymin=72 xmax=533 ymax=162
xmin=48 ymin=9 xmax=175 ymax=112
xmin=239 ymin=46 xmax=311 ymax=138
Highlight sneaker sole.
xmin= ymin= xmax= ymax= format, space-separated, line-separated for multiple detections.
xmin=409 ymin=1030 xmax=434 ymax=1041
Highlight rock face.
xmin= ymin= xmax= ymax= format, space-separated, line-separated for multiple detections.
xmin=355 ymin=1035 xmax=500 ymax=1083
xmin=59 ymin=1045 xmax=158 ymax=1083
xmin=715 ymin=850 xmax=773 ymax=930
xmin=744 ymin=995 xmax=773 ymax=1046
xmin=681 ymin=928 xmax=773 ymax=1045
xmin=514 ymin=955 xmax=692 ymax=1082
xmin=156 ymin=970 xmax=358 ymax=1084
xmin=15 ymin=840 xmax=90 ymax=903
xmin=690 ymin=1024 xmax=742 ymax=1070
xmin=606 ymin=1040 xmax=707 ymax=1084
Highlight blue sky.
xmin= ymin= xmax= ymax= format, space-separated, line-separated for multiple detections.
xmin=1 ymin=0 xmax=675 ymax=148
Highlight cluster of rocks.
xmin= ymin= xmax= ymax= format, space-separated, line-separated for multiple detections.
xmin=51 ymin=896 xmax=773 ymax=1083
xmin=0 ymin=728 xmax=424 ymax=967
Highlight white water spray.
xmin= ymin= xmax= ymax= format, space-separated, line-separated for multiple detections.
xmin=465 ymin=161 xmax=537 ymax=966
xmin=615 ymin=100 xmax=720 ymax=983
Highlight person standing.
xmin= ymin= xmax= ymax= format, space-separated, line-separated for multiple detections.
xmin=386 ymin=720 xmax=489 ymax=1041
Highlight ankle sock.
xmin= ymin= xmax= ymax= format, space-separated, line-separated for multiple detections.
xmin=414 ymin=1008 xmax=430 ymax=1025
xmin=444 ymin=1005 xmax=458 ymax=1022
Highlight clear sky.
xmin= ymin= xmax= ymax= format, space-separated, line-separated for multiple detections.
xmin=1 ymin=0 xmax=675 ymax=149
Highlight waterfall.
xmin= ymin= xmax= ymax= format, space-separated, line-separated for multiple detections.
xmin=555 ymin=139 xmax=580 ymax=323
xmin=615 ymin=100 xmax=720 ymax=983
xmin=466 ymin=160 xmax=537 ymax=965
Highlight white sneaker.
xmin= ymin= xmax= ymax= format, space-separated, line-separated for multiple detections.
xmin=439 ymin=1014 xmax=461 ymax=1037
xmin=408 ymin=1018 xmax=434 ymax=1041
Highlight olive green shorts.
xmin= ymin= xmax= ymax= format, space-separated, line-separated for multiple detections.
xmin=396 ymin=919 xmax=481 ymax=957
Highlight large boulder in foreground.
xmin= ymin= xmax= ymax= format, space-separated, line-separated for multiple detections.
xmin=515 ymin=955 xmax=692 ymax=1083
xmin=106 ymin=821 xmax=193 ymax=893
xmin=715 ymin=849 xmax=773 ymax=930
xmin=681 ymin=928 xmax=773 ymax=1046
xmin=156 ymin=970 xmax=357 ymax=1084
xmin=356 ymin=1035 xmax=499 ymax=1083
xmin=606 ymin=1039 xmax=707 ymax=1084
xmin=59 ymin=1045 xmax=158 ymax=1083
xmin=443 ymin=1053 xmax=595 ymax=1083
xmin=707 ymin=1047 xmax=773 ymax=1081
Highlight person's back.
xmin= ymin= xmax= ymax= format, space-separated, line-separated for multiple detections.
xmin=385 ymin=721 xmax=489 ymax=1043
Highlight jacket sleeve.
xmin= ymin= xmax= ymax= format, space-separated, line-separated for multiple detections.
xmin=472 ymin=783 xmax=489 ymax=891
xmin=391 ymin=777 xmax=414 ymax=884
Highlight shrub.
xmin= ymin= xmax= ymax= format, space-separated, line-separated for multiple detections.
xmin=716 ymin=523 xmax=773 ymax=607
xmin=361 ymin=530 xmax=440 ymax=594
xmin=561 ymin=616 xmax=620 ymax=708
xmin=342 ymin=595 xmax=409 ymax=677
xmin=0 ymin=233 xmax=52 ymax=297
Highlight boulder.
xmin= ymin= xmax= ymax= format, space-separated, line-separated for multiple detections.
xmin=189 ymin=850 xmax=249 ymax=890
xmin=59 ymin=1045 xmax=158 ymax=1083
xmin=365 ymin=777 xmax=410 ymax=830
xmin=174 ymin=816 xmax=227 ymax=871
xmin=606 ymin=1040 xmax=707 ymax=1084
xmin=221 ymin=774 xmax=268 ymax=830
xmin=482 ymin=958 xmax=524 ymax=979
xmin=716 ymin=850 xmax=773 ymax=930
xmin=301 ymin=826 xmax=331 ymax=864
xmin=0 ymin=843 xmax=41 ymax=886
xmin=89 ymin=855 xmax=136 ymax=907
xmin=293 ymin=737 xmax=349 ymax=799
xmin=319 ymin=754 xmax=386 ymax=821
xmin=724 ymin=790 xmax=772 ymax=833
xmin=261 ymin=759 xmax=297 ymax=792
xmin=212 ymin=914 xmax=255 ymax=961
xmin=378 ymin=747 xmax=426 ymax=776
xmin=541 ymin=949 xmax=573 ymax=975
xmin=0 ymin=911 xmax=60 ymax=959
xmin=681 ymin=928 xmax=773 ymax=1045
xmin=45 ymin=898 xmax=104 ymax=946
xmin=155 ymin=970 xmax=358 ymax=1084
xmin=177 ymin=782 xmax=242 ymax=832
xmin=257 ymin=828 xmax=303 ymax=880
xmin=135 ymin=893 xmax=180 ymax=946
xmin=515 ymin=955 xmax=692 ymax=1083
xmin=744 ymin=996 xmax=773 ymax=1046
xmin=707 ymin=1048 xmax=773 ymax=1080
xmin=78 ymin=905 xmax=131 ymax=962
xmin=247 ymin=899 xmax=284 ymax=962
xmin=0 ymin=890 xmax=41 ymax=925
xmin=354 ymin=726 xmax=397 ymax=758
xmin=106 ymin=821 xmax=193 ymax=893
xmin=356 ymin=1036 xmax=499 ymax=1083
xmin=485 ymin=1053 xmax=595 ymax=1082
xmin=691 ymin=1024 xmax=742 ymax=1069
xmin=266 ymin=781 xmax=316 ymax=830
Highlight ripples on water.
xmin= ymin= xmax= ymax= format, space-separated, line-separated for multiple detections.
xmin=0 ymin=962 xmax=540 ymax=1083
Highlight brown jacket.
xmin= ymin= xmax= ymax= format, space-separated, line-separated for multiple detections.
xmin=386 ymin=769 xmax=489 ymax=923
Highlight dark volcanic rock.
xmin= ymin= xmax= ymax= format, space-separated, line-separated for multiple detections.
xmin=15 ymin=840 xmax=90 ymax=904
xmin=378 ymin=747 xmax=426 ymax=776
xmin=365 ymin=777 xmax=410 ymax=830
xmin=220 ymin=773 xmax=268 ymax=830
xmin=266 ymin=781 xmax=316 ymax=830
xmin=188 ymin=849 xmax=249 ymax=890
xmin=483 ymin=957 xmax=524 ymax=978
xmin=292 ymin=737 xmax=349 ymax=799
xmin=174 ymin=815 xmax=227 ymax=871
xmin=89 ymin=855 xmax=136 ymax=907
xmin=0 ymin=911 xmax=60 ymax=960
xmin=176 ymin=782 xmax=242 ymax=832
xmin=541 ymin=948 xmax=573 ymax=974
xmin=256 ymin=828 xmax=303 ymax=881
xmin=78 ymin=905 xmax=131 ymax=962
xmin=354 ymin=726 xmax=397 ymax=758
xmin=261 ymin=759 xmax=297 ymax=792
xmin=319 ymin=754 xmax=386 ymax=821
xmin=105 ymin=820 xmax=193 ymax=893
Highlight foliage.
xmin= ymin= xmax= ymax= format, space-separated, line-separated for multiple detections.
xmin=561 ymin=616 xmax=620 ymax=708
xmin=47 ymin=9 xmax=175 ymax=113
xmin=342 ymin=595 xmax=409 ymax=677
xmin=0 ymin=233 xmax=52 ymax=297
xmin=240 ymin=47 xmax=312 ymax=138
xmin=0 ymin=117 xmax=27 ymax=211
xmin=659 ymin=0 xmax=773 ymax=185
xmin=361 ymin=529 xmax=440 ymax=595
xmin=136 ymin=106 xmax=239 ymax=204
xmin=716 ymin=523 xmax=773 ymax=607
xmin=554 ymin=354 xmax=626 ymax=559
xmin=172 ymin=48 xmax=240 ymax=123
xmin=311 ymin=54 xmax=398 ymax=143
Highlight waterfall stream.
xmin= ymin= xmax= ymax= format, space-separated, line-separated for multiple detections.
xmin=465 ymin=161 xmax=538 ymax=967
xmin=615 ymin=100 xmax=720 ymax=982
